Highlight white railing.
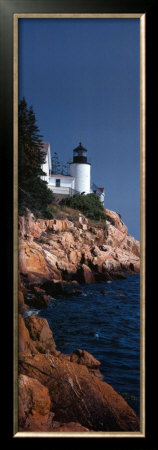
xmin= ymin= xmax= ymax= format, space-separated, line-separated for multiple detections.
xmin=48 ymin=185 xmax=79 ymax=196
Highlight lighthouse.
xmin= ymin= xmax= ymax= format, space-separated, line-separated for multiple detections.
xmin=69 ymin=142 xmax=91 ymax=194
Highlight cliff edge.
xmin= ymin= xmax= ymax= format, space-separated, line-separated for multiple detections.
xmin=17 ymin=209 xmax=140 ymax=433
xmin=18 ymin=314 xmax=139 ymax=432
xmin=18 ymin=209 xmax=140 ymax=309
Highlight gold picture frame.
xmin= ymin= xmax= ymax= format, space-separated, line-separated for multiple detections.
xmin=11 ymin=4 xmax=148 ymax=440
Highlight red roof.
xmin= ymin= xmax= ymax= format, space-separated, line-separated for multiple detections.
xmin=99 ymin=187 xmax=104 ymax=192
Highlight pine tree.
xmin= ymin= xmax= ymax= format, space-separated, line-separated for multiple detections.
xmin=61 ymin=162 xmax=68 ymax=175
xmin=51 ymin=152 xmax=61 ymax=174
xmin=18 ymin=97 xmax=54 ymax=217
xmin=51 ymin=153 xmax=69 ymax=175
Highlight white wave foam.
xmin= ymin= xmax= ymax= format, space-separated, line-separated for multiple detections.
xmin=23 ymin=309 xmax=40 ymax=318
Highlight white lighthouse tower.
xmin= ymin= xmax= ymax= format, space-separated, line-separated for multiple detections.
xmin=69 ymin=142 xmax=91 ymax=194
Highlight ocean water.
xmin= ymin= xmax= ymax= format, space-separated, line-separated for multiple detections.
xmin=31 ymin=274 xmax=140 ymax=417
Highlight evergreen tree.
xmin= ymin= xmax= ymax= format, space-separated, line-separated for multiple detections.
xmin=18 ymin=97 xmax=54 ymax=217
xmin=51 ymin=152 xmax=61 ymax=174
xmin=51 ymin=152 xmax=69 ymax=175
xmin=61 ymin=162 xmax=69 ymax=175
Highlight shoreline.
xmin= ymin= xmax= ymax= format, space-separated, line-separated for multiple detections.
xmin=35 ymin=274 xmax=140 ymax=417
xmin=18 ymin=310 xmax=140 ymax=432
xmin=17 ymin=209 xmax=140 ymax=432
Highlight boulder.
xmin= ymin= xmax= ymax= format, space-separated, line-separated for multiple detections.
xmin=81 ymin=223 xmax=88 ymax=231
xmin=49 ymin=219 xmax=70 ymax=232
xmin=25 ymin=292 xmax=51 ymax=309
xmin=109 ymin=271 xmax=126 ymax=280
xmin=77 ymin=264 xmax=95 ymax=284
xmin=18 ymin=374 xmax=54 ymax=431
xmin=91 ymin=246 xmax=101 ymax=257
xmin=61 ymin=283 xmax=82 ymax=296
xmin=78 ymin=214 xmax=88 ymax=225
xmin=132 ymin=261 xmax=140 ymax=273
xmin=19 ymin=351 xmax=139 ymax=432
xmin=106 ymin=224 xmax=126 ymax=248
xmin=94 ymin=272 xmax=112 ymax=282
xmin=69 ymin=249 xmax=82 ymax=264
xmin=70 ymin=349 xmax=101 ymax=369
xmin=19 ymin=212 xmax=48 ymax=240
xmin=18 ymin=316 xmax=139 ymax=432
xmin=41 ymin=280 xmax=82 ymax=296
xmin=70 ymin=349 xmax=104 ymax=380
xmin=18 ymin=314 xmax=37 ymax=356
xmin=19 ymin=373 xmax=51 ymax=416
xmin=19 ymin=240 xmax=50 ymax=278
xmin=24 ymin=315 xmax=57 ymax=355
xmin=18 ymin=373 xmax=92 ymax=432
xmin=19 ymin=238 xmax=62 ymax=285
xmin=106 ymin=209 xmax=128 ymax=235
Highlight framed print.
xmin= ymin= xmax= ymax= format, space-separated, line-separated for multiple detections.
xmin=0 ymin=0 xmax=157 ymax=445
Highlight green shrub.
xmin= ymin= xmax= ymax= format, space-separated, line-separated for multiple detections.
xmin=60 ymin=194 xmax=106 ymax=222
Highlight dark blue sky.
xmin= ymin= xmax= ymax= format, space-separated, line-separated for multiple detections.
xmin=19 ymin=18 xmax=140 ymax=240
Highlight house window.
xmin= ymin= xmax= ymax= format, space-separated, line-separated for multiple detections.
xmin=56 ymin=179 xmax=60 ymax=187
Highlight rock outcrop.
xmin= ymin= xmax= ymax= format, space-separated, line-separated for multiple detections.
xmin=18 ymin=210 xmax=140 ymax=310
xmin=18 ymin=374 xmax=54 ymax=431
xmin=19 ymin=372 xmax=91 ymax=432
xmin=18 ymin=315 xmax=139 ymax=432
xmin=24 ymin=315 xmax=57 ymax=355
xmin=17 ymin=210 xmax=140 ymax=433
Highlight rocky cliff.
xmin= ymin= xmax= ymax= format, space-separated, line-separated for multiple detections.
xmin=18 ymin=314 xmax=139 ymax=432
xmin=18 ymin=209 xmax=140 ymax=433
xmin=18 ymin=209 xmax=140 ymax=309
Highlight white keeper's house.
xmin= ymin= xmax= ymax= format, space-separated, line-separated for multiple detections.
xmin=41 ymin=142 xmax=105 ymax=204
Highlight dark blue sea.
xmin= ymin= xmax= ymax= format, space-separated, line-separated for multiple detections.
xmin=27 ymin=274 xmax=140 ymax=417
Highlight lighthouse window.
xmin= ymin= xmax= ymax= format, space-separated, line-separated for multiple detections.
xmin=56 ymin=179 xmax=60 ymax=187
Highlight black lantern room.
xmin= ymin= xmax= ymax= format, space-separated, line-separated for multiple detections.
xmin=72 ymin=142 xmax=88 ymax=164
